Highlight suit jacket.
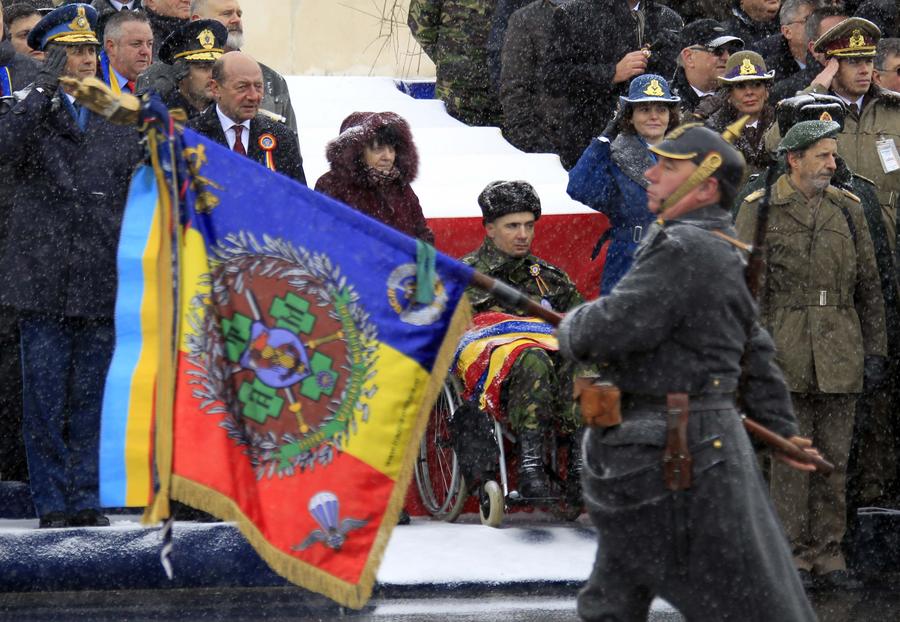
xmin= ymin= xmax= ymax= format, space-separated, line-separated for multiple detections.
xmin=189 ymin=105 xmax=307 ymax=186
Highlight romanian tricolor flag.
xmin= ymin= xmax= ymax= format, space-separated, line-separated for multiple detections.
xmin=454 ymin=313 xmax=558 ymax=420
xmin=100 ymin=113 xmax=473 ymax=607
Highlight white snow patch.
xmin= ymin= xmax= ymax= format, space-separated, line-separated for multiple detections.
xmin=286 ymin=76 xmax=591 ymax=220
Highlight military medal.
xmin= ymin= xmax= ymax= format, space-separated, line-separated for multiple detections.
xmin=529 ymin=264 xmax=553 ymax=310
xmin=258 ymin=133 xmax=277 ymax=172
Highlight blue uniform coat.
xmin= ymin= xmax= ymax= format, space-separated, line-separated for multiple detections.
xmin=0 ymin=88 xmax=143 ymax=318
xmin=567 ymin=133 xmax=656 ymax=295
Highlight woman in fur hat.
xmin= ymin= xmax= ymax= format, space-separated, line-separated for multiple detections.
xmin=315 ymin=111 xmax=434 ymax=244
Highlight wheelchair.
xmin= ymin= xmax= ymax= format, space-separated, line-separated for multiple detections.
xmin=413 ymin=376 xmax=582 ymax=527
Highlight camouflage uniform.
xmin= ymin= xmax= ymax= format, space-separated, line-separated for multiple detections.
xmin=461 ymin=237 xmax=583 ymax=433
xmin=407 ymin=0 xmax=503 ymax=127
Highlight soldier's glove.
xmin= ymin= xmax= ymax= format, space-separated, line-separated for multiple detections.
xmin=137 ymin=61 xmax=186 ymax=98
xmin=863 ymin=355 xmax=887 ymax=391
xmin=172 ymin=59 xmax=190 ymax=83
xmin=35 ymin=44 xmax=68 ymax=94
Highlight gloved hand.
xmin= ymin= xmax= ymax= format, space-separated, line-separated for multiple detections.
xmin=138 ymin=60 xmax=188 ymax=98
xmin=35 ymin=44 xmax=68 ymax=93
xmin=863 ymin=355 xmax=887 ymax=391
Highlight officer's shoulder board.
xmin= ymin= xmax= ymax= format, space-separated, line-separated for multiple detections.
xmin=840 ymin=188 xmax=862 ymax=203
xmin=744 ymin=188 xmax=766 ymax=203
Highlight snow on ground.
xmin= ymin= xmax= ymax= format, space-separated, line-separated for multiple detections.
xmin=285 ymin=76 xmax=591 ymax=220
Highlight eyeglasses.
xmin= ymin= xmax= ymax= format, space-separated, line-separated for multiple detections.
xmin=876 ymin=66 xmax=900 ymax=77
xmin=691 ymin=44 xmax=742 ymax=57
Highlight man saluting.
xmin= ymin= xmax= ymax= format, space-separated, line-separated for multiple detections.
xmin=557 ymin=124 xmax=819 ymax=621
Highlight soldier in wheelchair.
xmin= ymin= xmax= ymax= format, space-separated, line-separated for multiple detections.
xmin=456 ymin=180 xmax=585 ymax=505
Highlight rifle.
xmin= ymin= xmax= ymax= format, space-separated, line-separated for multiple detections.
xmin=470 ymin=268 xmax=834 ymax=474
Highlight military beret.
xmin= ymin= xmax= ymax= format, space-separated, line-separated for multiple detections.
xmin=27 ymin=2 xmax=98 ymax=50
xmin=718 ymin=51 xmax=775 ymax=84
xmin=778 ymin=120 xmax=841 ymax=153
xmin=478 ymin=181 xmax=542 ymax=223
xmin=775 ymin=94 xmax=847 ymax=135
xmin=159 ymin=19 xmax=227 ymax=65
xmin=813 ymin=17 xmax=881 ymax=58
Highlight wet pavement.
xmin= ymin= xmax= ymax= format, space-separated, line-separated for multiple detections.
xmin=1 ymin=583 xmax=899 ymax=621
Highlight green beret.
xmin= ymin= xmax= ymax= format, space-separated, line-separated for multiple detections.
xmin=778 ymin=120 xmax=841 ymax=153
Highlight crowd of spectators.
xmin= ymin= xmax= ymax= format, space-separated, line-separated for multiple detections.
xmin=0 ymin=0 xmax=899 ymax=590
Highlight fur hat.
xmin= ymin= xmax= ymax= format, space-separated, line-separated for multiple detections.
xmin=478 ymin=181 xmax=542 ymax=224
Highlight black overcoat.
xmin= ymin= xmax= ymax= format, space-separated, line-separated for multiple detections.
xmin=0 ymin=88 xmax=143 ymax=318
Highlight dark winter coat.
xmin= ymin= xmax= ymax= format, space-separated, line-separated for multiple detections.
xmin=856 ymin=0 xmax=899 ymax=38
xmin=558 ymin=209 xmax=815 ymax=622
xmin=499 ymin=0 xmax=564 ymax=155
xmin=0 ymin=88 xmax=143 ymax=318
xmin=545 ymin=0 xmax=683 ymax=168
xmin=567 ymin=134 xmax=656 ymax=295
xmin=703 ymin=94 xmax=775 ymax=177
xmin=487 ymin=0 xmax=532 ymax=93
xmin=258 ymin=62 xmax=298 ymax=134
xmin=770 ymin=53 xmax=821 ymax=103
xmin=0 ymin=40 xmax=37 ymax=95
xmin=188 ymin=105 xmax=307 ymax=186
xmin=753 ymin=33 xmax=805 ymax=87
xmin=722 ymin=6 xmax=780 ymax=50
xmin=91 ymin=0 xmax=143 ymax=41
xmin=145 ymin=7 xmax=187 ymax=60
xmin=314 ymin=112 xmax=434 ymax=244
xmin=670 ymin=67 xmax=711 ymax=119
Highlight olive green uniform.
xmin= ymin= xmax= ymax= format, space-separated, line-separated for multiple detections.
xmin=736 ymin=174 xmax=888 ymax=574
xmin=461 ymin=237 xmax=582 ymax=433
xmin=407 ymin=0 xmax=503 ymax=127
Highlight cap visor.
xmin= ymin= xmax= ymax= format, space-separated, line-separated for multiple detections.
xmin=707 ymin=35 xmax=743 ymax=48
xmin=620 ymin=95 xmax=681 ymax=104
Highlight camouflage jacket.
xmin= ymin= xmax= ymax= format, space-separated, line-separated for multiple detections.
xmin=407 ymin=0 xmax=502 ymax=126
xmin=461 ymin=238 xmax=583 ymax=314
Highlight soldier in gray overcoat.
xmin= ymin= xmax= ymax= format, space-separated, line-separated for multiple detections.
xmin=557 ymin=124 xmax=819 ymax=621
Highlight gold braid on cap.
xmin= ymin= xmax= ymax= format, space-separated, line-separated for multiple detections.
xmin=658 ymin=116 xmax=749 ymax=214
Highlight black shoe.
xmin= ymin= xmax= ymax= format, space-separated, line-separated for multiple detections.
xmin=819 ymin=570 xmax=862 ymax=590
xmin=69 ymin=509 xmax=110 ymax=527
xmin=397 ymin=509 xmax=411 ymax=525
xmin=797 ymin=569 xmax=813 ymax=589
xmin=38 ymin=511 xmax=69 ymax=529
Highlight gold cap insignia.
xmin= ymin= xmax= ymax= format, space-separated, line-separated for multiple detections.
xmin=849 ymin=29 xmax=865 ymax=48
xmin=820 ymin=111 xmax=833 ymax=121
xmin=643 ymin=79 xmax=665 ymax=97
xmin=70 ymin=6 xmax=89 ymax=31
xmin=197 ymin=28 xmax=215 ymax=50
xmin=740 ymin=58 xmax=757 ymax=75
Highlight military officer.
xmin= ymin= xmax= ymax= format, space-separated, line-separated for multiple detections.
xmin=557 ymin=123 xmax=817 ymax=621
xmin=156 ymin=18 xmax=225 ymax=120
xmin=407 ymin=0 xmax=503 ymax=127
xmin=461 ymin=180 xmax=583 ymax=498
xmin=765 ymin=17 xmax=900 ymax=252
xmin=0 ymin=3 xmax=144 ymax=528
xmin=736 ymin=120 xmax=887 ymax=588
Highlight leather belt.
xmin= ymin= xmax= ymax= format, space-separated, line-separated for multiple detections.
xmin=621 ymin=393 xmax=735 ymax=412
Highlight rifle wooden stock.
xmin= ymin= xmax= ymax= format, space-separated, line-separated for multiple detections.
xmin=470 ymin=264 xmax=835 ymax=475
xmin=742 ymin=417 xmax=835 ymax=474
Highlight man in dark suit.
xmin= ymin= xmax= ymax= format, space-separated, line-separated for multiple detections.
xmin=188 ymin=50 xmax=306 ymax=185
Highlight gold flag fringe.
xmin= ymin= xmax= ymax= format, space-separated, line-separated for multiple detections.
xmin=158 ymin=294 xmax=473 ymax=608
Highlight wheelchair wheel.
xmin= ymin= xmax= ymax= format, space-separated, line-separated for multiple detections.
xmin=479 ymin=480 xmax=504 ymax=528
xmin=414 ymin=379 xmax=467 ymax=522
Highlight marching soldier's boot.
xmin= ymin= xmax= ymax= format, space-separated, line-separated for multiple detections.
xmin=517 ymin=430 xmax=554 ymax=499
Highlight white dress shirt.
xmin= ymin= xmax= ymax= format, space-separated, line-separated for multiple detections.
xmin=216 ymin=105 xmax=251 ymax=152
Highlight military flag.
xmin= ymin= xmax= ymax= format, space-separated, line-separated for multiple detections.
xmin=100 ymin=112 xmax=473 ymax=607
